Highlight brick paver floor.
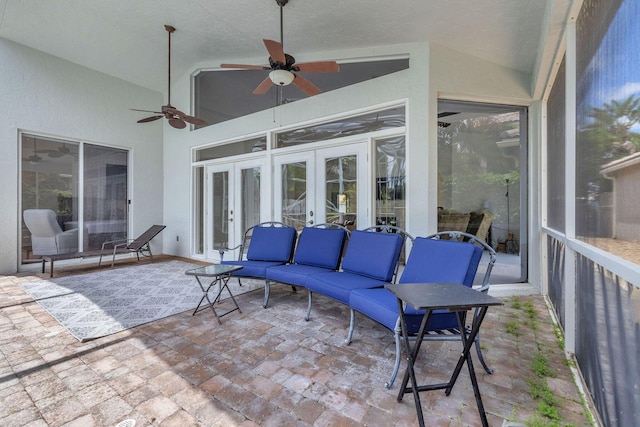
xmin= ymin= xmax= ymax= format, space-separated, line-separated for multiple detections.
xmin=1 ymin=258 xmax=594 ymax=426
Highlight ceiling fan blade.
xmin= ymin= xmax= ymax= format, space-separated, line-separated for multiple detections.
xmin=131 ymin=108 xmax=162 ymax=114
xmin=295 ymin=61 xmax=340 ymax=73
xmin=220 ymin=63 xmax=270 ymax=70
xmin=165 ymin=107 xmax=185 ymax=117
xmin=182 ymin=115 xmax=208 ymax=126
xmin=253 ymin=76 xmax=274 ymax=94
xmin=137 ymin=115 xmax=163 ymax=123
xmin=292 ymin=74 xmax=321 ymax=97
xmin=263 ymin=39 xmax=286 ymax=64
xmin=168 ymin=118 xmax=187 ymax=129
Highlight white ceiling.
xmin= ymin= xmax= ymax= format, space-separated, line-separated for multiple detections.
xmin=0 ymin=0 xmax=553 ymax=93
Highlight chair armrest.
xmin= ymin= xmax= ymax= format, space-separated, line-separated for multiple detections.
xmin=217 ymin=244 xmax=243 ymax=261
xmin=101 ymin=238 xmax=129 ymax=250
xmin=56 ymin=228 xmax=79 ymax=253
xmin=473 ymin=284 xmax=490 ymax=293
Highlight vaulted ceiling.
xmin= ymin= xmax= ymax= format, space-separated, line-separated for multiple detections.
xmin=0 ymin=0 xmax=566 ymax=94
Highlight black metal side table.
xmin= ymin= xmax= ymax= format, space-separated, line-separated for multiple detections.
xmin=185 ymin=264 xmax=243 ymax=324
xmin=385 ymin=282 xmax=502 ymax=427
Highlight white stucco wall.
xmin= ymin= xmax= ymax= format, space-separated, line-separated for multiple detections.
xmin=0 ymin=38 xmax=163 ymax=274
xmin=161 ymin=41 xmax=535 ymax=259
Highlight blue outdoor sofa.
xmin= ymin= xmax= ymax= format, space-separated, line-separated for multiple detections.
xmin=347 ymin=231 xmax=496 ymax=388
xmin=264 ymin=224 xmax=349 ymax=308
xmin=219 ymin=221 xmax=297 ymax=307
xmin=302 ymin=226 xmax=412 ymax=321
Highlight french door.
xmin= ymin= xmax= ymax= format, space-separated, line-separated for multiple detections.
xmin=206 ymin=159 xmax=263 ymax=260
xmin=274 ymin=143 xmax=368 ymax=231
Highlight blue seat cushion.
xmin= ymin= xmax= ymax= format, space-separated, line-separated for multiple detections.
xmin=349 ymin=237 xmax=484 ymax=334
xmin=293 ymin=227 xmax=346 ymax=269
xmin=349 ymin=287 xmax=458 ymax=334
xmin=265 ymin=264 xmax=334 ymax=287
xmin=340 ymin=230 xmax=404 ymax=282
xmin=305 ymin=271 xmax=388 ymax=305
xmin=399 ymin=237 xmax=482 ymax=286
xmin=221 ymin=260 xmax=286 ymax=278
xmin=246 ymin=226 xmax=297 ymax=262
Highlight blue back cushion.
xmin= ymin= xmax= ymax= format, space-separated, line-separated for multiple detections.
xmin=341 ymin=230 xmax=404 ymax=282
xmin=293 ymin=227 xmax=347 ymax=269
xmin=399 ymin=237 xmax=482 ymax=286
xmin=246 ymin=226 xmax=296 ymax=262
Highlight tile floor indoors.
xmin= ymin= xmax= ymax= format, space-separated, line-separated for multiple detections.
xmin=0 ymin=257 xmax=594 ymax=426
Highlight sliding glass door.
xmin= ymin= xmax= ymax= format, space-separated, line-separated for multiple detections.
xmin=20 ymin=134 xmax=129 ymax=262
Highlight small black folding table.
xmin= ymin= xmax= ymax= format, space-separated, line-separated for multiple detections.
xmin=185 ymin=264 xmax=243 ymax=324
xmin=385 ymin=282 xmax=502 ymax=427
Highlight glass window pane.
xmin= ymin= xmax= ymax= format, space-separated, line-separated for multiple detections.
xmin=576 ymin=0 xmax=640 ymax=265
xmin=275 ymin=106 xmax=405 ymax=148
xmin=195 ymin=136 xmax=266 ymax=161
xmin=374 ymin=136 xmax=405 ymax=231
xmin=21 ymin=135 xmax=79 ymax=261
xmin=211 ymin=171 xmax=229 ymax=249
xmin=194 ymin=167 xmax=204 ymax=255
xmin=194 ymin=59 xmax=408 ymax=127
xmin=83 ymin=144 xmax=128 ymax=250
xmin=325 ymin=156 xmax=357 ymax=229
xmin=281 ymin=162 xmax=307 ymax=230
xmin=241 ymin=167 xmax=261 ymax=233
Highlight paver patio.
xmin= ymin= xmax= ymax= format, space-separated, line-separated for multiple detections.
xmin=0 ymin=257 xmax=594 ymax=426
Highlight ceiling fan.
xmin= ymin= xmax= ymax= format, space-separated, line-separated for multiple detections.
xmin=437 ymin=111 xmax=460 ymax=128
xmin=220 ymin=0 xmax=339 ymax=97
xmin=132 ymin=25 xmax=207 ymax=129
xmin=36 ymin=143 xmax=78 ymax=158
xmin=22 ymin=137 xmax=42 ymax=163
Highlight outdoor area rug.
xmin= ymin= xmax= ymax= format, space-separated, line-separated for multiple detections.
xmin=19 ymin=260 xmax=263 ymax=341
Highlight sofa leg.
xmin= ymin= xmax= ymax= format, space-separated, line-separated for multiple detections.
xmin=475 ymin=331 xmax=493 ymax=374
xmin=305 ymin=291 xmax=312 ymax=321
xmin=346 ymin=309 xmax=355 ymax=345
xmin=385 ymin=328 xmax=402 ymax=389
xmin=263 ymin=280 xmax=270 ymax=309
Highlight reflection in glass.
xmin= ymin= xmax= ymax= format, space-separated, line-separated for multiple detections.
xmin=21 ymin=135 xmax=79 ymax=261
xmin=195 ymin=136 xmax=266 ymax=161
xmin=194 ymin=167 xmax=204 ymax=254
xmin=576 ymin=0 xmax=640 ymax=265
xmin=241 ymin=167 xmax=261 ymax=233
xmin=83 ymin=144 xmax=128 ymax=250
xmin=325 ymin=156 xmax=357 ymax=229
xmin=275 ymin=106 xmax=405 ymax=148
xmin=281 ymin=162 xmax=307 ymax=231
xmin=211 ymin=171 xmax=229 ymax=250
xmin=375 ymin=136 xmax=406 ymax=231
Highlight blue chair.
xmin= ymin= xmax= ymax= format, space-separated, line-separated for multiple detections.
xmin=303 ymin=225 xmax=412 ymax=321
xmin=264 ymin=224 xmax=349 ymax=308
xmin=348 ymin=231 xmax=496 ymax=388
xmin=220 ymin=222 xmax=297 ymax=307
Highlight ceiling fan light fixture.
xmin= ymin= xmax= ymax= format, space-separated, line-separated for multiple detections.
xmin=269 ymin=69 xmax=295 ymax=86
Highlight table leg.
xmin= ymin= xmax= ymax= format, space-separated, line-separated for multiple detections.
xmin=215 ymin=273 xmax=242 ymax=315
xmin=396 ymin=297 xmax=433 ymax=427
xmin=192 ymin=275 xmax=222 ymax=324
xmin=444 ymin=307 xmax=490 ymax=427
